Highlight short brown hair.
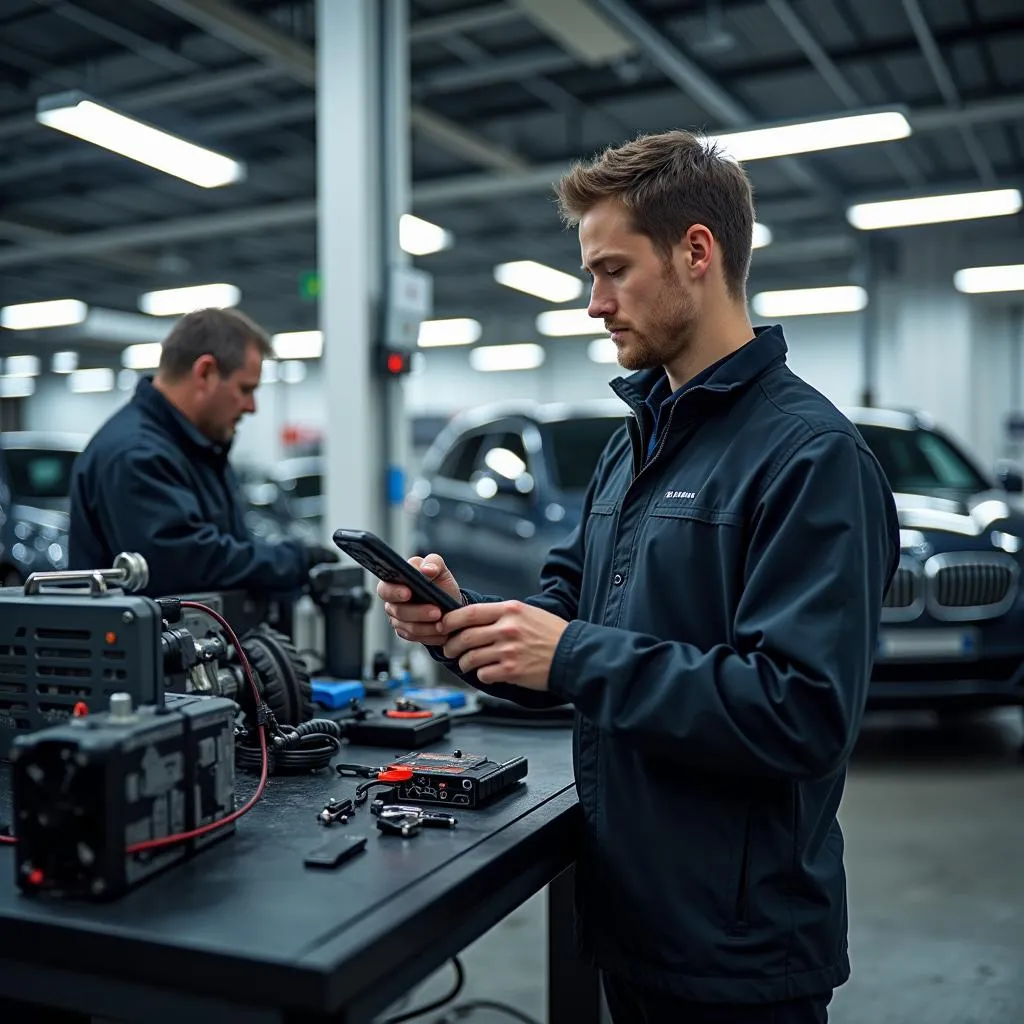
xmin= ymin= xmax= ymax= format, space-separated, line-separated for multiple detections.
xmin=555 ymin=130 xmax=755 ymax=301
xmin=157 ymin=307 xmax=273 ymax=381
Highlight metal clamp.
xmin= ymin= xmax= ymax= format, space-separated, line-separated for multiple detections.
xmin=24 ymin=551 xmax=149 ymax=596
xmin=374 ymin=804 xmax=457 ymax=837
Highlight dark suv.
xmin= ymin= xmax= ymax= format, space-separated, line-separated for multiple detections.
xmin=0 ymin=432 xmax=86 ymax=585
xmin=409 ymin=402 xmax=1024 ymax=714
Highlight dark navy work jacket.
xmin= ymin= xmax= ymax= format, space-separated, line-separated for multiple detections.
xmin=69 ymin=377 xmax=308 ymax=597
xmin=440 ymin=325 xmax=900 ymax=1002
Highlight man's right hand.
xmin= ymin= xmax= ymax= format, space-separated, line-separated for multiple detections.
xmin=379 ymin=554 xmax=462 ymax=647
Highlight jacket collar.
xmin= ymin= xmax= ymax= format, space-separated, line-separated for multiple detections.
xmin=133 ymin=376 xmax=230 ymax=461
xmin=610 ymin=323 xmax=788 ymax=413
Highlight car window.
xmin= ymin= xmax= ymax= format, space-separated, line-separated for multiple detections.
xmin=857 ymin=424 xmax=988 ymax=493
xmin=4 ymin=449 xmax=78 ymax=500
xmin=544 ymin=417 xmax=623 ymax=491
xmin=474 ymin=431 xmax=534 ymax=497
xmin=287 ymin=473 xmax=321 ymax=500
xmin=437 ymin=434 xmax=486 ymax=483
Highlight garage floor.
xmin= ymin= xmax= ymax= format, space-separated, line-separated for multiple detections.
xmin=380 ymin=709 xmax=1024 ymax=1024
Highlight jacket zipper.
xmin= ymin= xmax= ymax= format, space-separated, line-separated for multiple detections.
xmin=733 ymin=807 xmax=752 ymax=931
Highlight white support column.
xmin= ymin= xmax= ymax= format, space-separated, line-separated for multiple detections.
xmin=316 ymin=0 xmax=387 ymax=655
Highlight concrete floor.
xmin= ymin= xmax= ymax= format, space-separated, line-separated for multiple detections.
xmin=379 ymin=708 xmax=1024 ymax=1024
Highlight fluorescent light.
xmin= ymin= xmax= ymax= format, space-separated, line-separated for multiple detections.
xmin=272 ymin=330 xmax=323 ymax=359
xmin=69 ymin=368 xmax=115 ymax=393
xmin=469 ymin=343 xmax=545 ymax=372
xmin=494 ymin=260 xmax=584 ymax=303
xmin=0 ymin=376 xmax=35 ymax=398
xmin=3 ymin=355 xmax=40 ymax=377
xmin=400 ymin=214 xmax=452 ymax=256
xmin=52 ymin=351 xmax=79 ymax=374
xmin=587 ymin=337 xmax=618 ymax=364
xmin=280 ymin=360 xmax=307 ymax=384
xmin=752 ymin=222 xmax=773 ymax=249
xmin=954 ymin=264 xmax=1024 ymax=294
xmin=713 ymin=110 xmax=910 ymax=162
xmin=417 ymin=318 xmax=481 ymax=348
xmin=261 ymin=360 xmax=279 ymax=384
xmin=118 ymin=369 xmax=138 ymax=392
xmin=36 ymin=92 xmax=245 ymax=189
xmin=139 ymin=282 xmax=240 ymax=316
xmin=847 ymin=188 xmax=1022 ymax=230
xmin=536 ymin=308 xmax=603 ymax=337
xmin=752 ymin=286 xmax=868 ymax=317
xmin=122 ymin=342 xmax=163 ymax=370
xmin=1 ymin=298 xmax=87 ymax=330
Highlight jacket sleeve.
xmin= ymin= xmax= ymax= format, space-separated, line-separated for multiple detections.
xmin=102 ymin=449 xmax=310 ymax=594
xmin=423 ymin=440 xmax=615 ymax=709
xmin=547 ymin=429 xmax=900 ymax=781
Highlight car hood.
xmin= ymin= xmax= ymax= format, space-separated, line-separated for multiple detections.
xmin=893 ymin=490 xmax=1024 ymax=550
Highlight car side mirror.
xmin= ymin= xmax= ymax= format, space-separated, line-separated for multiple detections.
xmin=994 ymin=459 xmax=1024 ymax=493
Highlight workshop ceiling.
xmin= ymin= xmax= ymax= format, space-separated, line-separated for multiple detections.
xmin=0 ymin=0 xmax=1022 ymax=360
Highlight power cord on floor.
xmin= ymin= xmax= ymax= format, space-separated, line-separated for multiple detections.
xmin=380 ymin=957 xmax=465 ymax=1023
xmin=436 ymin=1000 xmax=543 ymax=1023
xmin=377 ymin=956 xmax=543 ymax=1024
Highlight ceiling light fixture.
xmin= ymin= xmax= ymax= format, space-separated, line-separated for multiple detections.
xmin=536 ymin=308 xmax=603 ymax=337
xmin=121 ymin=343 xmax=163 ymax=370
xmin=953 ymin=263 xmax=1024 ymax=294
xmin=36 ymin=91 xmax=245 ymax=189
xmin=139 ymin=283 xmax=241 ymax=316
xmin=469 ymin=343 xmax=545 ymax=372
xmin=752 ymin=222 xmax=773 ymax=249
xmin=494 ymin=260 xmax=584 ymax=303
xmin=52 ymin=351 xmax=79 ymax=374
xmin=68 ymin=368 xmax=115 ymax=394
xmin=587 ymin=337 xmax=618 ymax=364
xmin=3 ymin=355 xmax=41 ymax=377
xmin=752 ymin=286 xmax=868 ymax=317
xmin=417 ymin=318 xmax=481 ymax=348
xmin=400 ymin=214 xmax=453 ymax=256
xmin=713 ymin=110 xmax=910 ymax=162
xmin=1 ymin=298 xmax=87 ymax=331
xmin=272 ymin=331 xmax=323 ymax=359
xmin=847 ymin=188 xmax=1022 ymax=230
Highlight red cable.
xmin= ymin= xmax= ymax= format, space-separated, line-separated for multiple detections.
xmin=0 ymin=600 xmax=271 ymax=852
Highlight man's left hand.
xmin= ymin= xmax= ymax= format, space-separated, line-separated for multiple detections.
xmin=440 ymin=601 xmax=569 ymax=690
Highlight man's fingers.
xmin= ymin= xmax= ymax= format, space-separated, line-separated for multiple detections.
xmin=377 ymin=580 xmax=411 ymax=603
xmin=384 ymin=601 xmax=442 ymax=623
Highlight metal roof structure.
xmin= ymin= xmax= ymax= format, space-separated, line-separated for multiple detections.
xmin=0 ymin=0 xmax=1022 ymax=364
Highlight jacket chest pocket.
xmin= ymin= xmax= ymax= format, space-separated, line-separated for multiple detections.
xmin=634 ymin=503 xmax=748 ymax=634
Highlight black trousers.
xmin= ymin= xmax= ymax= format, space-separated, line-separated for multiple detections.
xmin=603 ymin=974 xmax=832 ymax=1024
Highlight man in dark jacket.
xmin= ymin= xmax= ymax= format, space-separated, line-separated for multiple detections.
xmin=377 ymin=131 xmax=900 ymax=1023
xmin=69 ymin=307 xmax=335 ymax=597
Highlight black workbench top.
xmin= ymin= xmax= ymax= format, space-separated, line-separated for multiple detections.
xmin=0 ymin=715 xmax=577 ymax=1020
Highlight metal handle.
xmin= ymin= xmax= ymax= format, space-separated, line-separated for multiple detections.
xmin=24 ymin=551 xmax=150 ymax=596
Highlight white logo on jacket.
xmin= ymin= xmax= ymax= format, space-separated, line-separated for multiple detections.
xmin=664 ymin=490 xmax=697 ymax=500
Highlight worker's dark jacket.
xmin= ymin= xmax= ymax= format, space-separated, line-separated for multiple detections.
xmin=440 ymin=325 xmax=900 ymax=1002
xmin=69 ymin=376 xmax=308 ymax=597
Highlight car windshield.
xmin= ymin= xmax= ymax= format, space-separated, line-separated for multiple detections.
xmin=545 ymin=416 xmax=623 ymax=491
xmin=3 ymin=448 xmax=79 ymax=500
xmin=857 ymin=424 xmax=988 ymax=494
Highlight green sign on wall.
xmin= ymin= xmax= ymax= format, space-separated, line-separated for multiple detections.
xmin=299 ymin=270 xmax=320 ymax=301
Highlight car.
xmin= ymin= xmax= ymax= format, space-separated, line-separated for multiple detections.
xmin=406 ymin=399 xmax=626 ymax=598
xmin=0 ymin=431 xmax=88 ymax=585
xmin=408 ymin=402 xmax=1024 ymax=716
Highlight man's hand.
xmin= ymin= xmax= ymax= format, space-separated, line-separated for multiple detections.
xmin=378 ymin=554 xmax=462 ymax=647
xmin=440 ymin=601 xmax=569 ymax=690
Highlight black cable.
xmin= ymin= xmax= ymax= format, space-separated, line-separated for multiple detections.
xmin=236 ymin=718 xmax=347 ymax=774
xmin=380 ymin=956 xmax=465 ymax=1024
xmin=446 ymin=1000 xmax=543 ymax=1024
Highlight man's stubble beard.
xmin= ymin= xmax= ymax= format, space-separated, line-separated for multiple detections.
xmin=616 ymin=263 xmax=698 ymax=373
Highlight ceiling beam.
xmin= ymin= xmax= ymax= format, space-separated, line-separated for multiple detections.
xmin=409 ymin=3 xmax=520 ymax=43
xmin=585 ymin=0 xmax=841 ymax=202
xmin=900 ymin=0 xmax=995 ymax=185
xmin=765 ymin=0 xmax=924 ymax=188
xmin=142 ymin=0 xmax=527 ymax=175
